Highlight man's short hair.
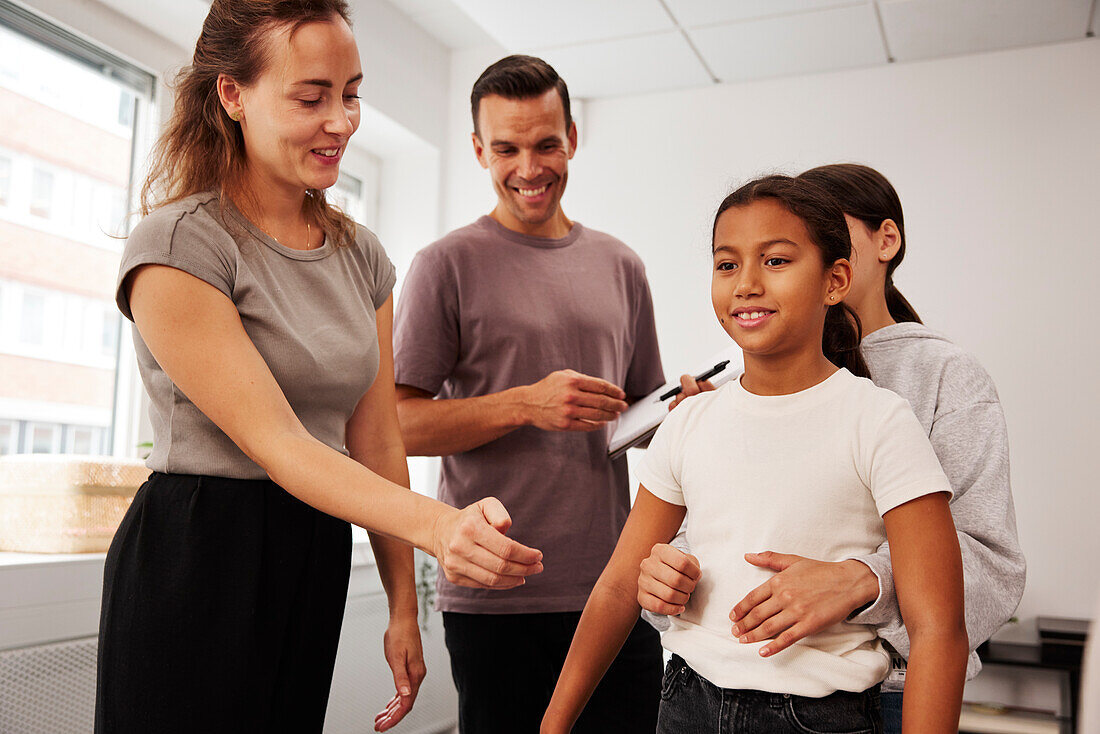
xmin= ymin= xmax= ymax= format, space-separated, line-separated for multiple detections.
xmin=470 ymin=55 xmax=572 ymax=137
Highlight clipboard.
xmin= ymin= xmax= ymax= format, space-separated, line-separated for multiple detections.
xmin=608 ymin=345 xmax=742 ymax=460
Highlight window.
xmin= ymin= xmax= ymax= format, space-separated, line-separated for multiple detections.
xmin=18 ymin=290 xmax=45 ymax=345
xmin=327 ymin=158 xmax=380 ymax=229
xmin=26 ymin=422 xmax=61 ymax=454
xmin=1 ymin=279 xmax=121 ymax=366
xmin=0 ymin=155 xmax=10 ymax=206
xmin=330 ymin=172 xmax=363 ymax=216
xmin=0 ymin=420 xmax=15 ymax=455
xmin=329 ymin=171 xmax=369 ymax=224
xmin=65 ymin=425 xmax=104 ymax=455
xmin=118 ymin=89 xmax=135 ymax=128
xmin=30 ymin=167 xmax=53 ymax=218
xmin=107 ymin=188 xmax=128 ymax=238
xmin=100 ymin=308 xmax=119 ymax=357
xmin=0 ymin=2 xmax=155 ymax=458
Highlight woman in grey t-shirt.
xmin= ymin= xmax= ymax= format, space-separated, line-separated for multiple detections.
xmin=96 ymin=3 xmax=542 ymax=733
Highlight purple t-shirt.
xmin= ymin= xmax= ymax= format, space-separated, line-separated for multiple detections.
xmin=393 ymin=215 xmax=664 ymax=613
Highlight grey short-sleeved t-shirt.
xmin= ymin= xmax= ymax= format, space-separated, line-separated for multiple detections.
xmin=393 ymin=215 xmax=665 ymax=614
xmin=117 ymin=191 xmax=396 ymax=480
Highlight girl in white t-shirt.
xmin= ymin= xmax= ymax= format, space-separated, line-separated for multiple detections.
xmin=541 ymin=175 xmax=967 ymax=734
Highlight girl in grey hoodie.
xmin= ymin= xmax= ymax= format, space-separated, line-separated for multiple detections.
xmin=638 ymin=164 xmax=1025 ymax=734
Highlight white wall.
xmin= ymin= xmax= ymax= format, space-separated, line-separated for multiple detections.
xmin=443 ymin=44 xmax=507 ymax=231
xmin=443 ymin=39 xmax=1100 ymax=623
xmin=351 ymin=0 xmax=451 ymax=152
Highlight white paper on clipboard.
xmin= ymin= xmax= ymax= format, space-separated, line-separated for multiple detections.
xmin=608 ymin=345 xmax=743 ymax=460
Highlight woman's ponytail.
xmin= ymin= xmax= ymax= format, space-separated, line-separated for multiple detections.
xmin=824 ymin=302 xmax=870 ymax=378
xmin=884 ymin=279 xmax=922 ymax=324
xmin=798 ymin=164 xmax=923 ymax=324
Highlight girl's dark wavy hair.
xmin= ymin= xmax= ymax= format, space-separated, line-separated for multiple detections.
xmin=798 ymin=163 xmax=921 ymax=324
xmin=713 ymin=175 xmax=870 ymax=378
xmin=140 ymin=0 xmax=357 ymax=247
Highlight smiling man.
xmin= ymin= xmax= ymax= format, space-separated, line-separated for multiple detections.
xmin=392 ymin=56 xmax=665 ymax=732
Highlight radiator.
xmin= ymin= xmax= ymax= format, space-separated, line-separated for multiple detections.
xmin=0 ymin=636 xmax=98 ymax=733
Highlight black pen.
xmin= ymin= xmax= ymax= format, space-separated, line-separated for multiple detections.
xmin=659 ymin=360 xmax=731 ymax=401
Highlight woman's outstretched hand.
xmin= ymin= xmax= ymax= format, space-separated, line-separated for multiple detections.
xmin=431 ymin=497 xmax=544 ymax=589
xmin=374 ymin=615 xmax=426 ymax=732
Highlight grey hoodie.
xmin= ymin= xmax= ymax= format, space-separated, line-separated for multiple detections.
xmin=645 ymin=323 xmax=1026 ymax=684
xmin=851 ymin=322 xmax=1026 ymax=682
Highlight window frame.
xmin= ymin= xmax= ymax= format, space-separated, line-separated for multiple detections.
xmin=0 ymin=153 xmax=11 ymax=207
xmin=0 ymin=418 xmax=15 ymax=455
xmin=23 ymin=421 xmax=62 ymax=454
xmin=0 ymin=0 xmax=157 ymax=460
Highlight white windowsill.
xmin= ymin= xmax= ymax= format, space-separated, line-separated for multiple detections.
xmin=0 ymin=540 xmax=380 ymax=651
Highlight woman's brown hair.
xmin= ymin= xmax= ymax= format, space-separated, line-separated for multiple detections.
xmin=798 ymin=164 xmax=922 ymax=324
xmin=140 ymin=0 xmax=357 ymax=247
xmin=714 ymin=175 xmax=871 ymax=378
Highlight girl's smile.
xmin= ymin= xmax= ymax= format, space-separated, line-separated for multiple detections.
xmin=731 ymin=307 xmax=776 ymax=328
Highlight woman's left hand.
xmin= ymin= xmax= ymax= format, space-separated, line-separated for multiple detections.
xmin=374 ymin=614 xmax=427 ymax=732
xmin=729 ymin=552 xmax=879 ymax=656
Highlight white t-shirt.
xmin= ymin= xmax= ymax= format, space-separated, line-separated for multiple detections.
xmin=636 ymin=368 xmax=953 ymax=697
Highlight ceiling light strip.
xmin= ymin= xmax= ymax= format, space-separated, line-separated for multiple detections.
xmin=656 ymin=0 xmax=720 ymax=84
xmin=871 ymin=0 xmax=895 ymax=63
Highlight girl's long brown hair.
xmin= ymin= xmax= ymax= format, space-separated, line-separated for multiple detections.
xmin=714 ymin=175 xmax=871 ymax=378
xmin=798 ymin=164 xmax=922 ymax=324
xmin=140 ymin=0 xmax=357 ymax=247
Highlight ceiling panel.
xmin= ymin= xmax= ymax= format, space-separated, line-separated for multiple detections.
xmin=879 ymin=0 xmax=1093 ymax=62
xmin=536 ymin=31 xmax=712 ymax=99
xmin=448 ymin=0 xmax=673 ymax=50
xmin=95 ymin=0 xmax=207 ymax=51
xmin=393 ymin=0 xmax=453 ymax=15
xmin=400 ymin=1 xmax=497 ymax=49
xmin=663 ymin=0 xmax=864 ymax=28
xmin=688 ymin=3 xmax=886 ymax=84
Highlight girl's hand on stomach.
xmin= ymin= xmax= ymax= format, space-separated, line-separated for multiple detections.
xmin=637 ymin=543 xmax=701 ymax=615
xmin=729 ymin=553 xmax=879 ymax=656
xmin=374 ymin=614 xmax=426 ymax=732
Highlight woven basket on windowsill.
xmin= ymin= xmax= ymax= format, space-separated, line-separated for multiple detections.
xmin=0 ymin=455 xmax=149 ymax=553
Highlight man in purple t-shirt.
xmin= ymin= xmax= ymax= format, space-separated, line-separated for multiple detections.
xmin=392 ymin=56 xmax=665 ymax=733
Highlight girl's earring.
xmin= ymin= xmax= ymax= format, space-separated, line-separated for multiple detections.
xmin=230 ymin=110 xmax=242 ymax=122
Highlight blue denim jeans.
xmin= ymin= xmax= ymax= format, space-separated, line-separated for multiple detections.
xmin=657 ymin=655 xmax=883 ymax=734
xmin=880 ymin=691 xmax=903 ymax=734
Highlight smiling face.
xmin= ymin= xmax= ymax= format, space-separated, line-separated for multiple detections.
xmin=712 ymin=199 xmax=851 ymax=369
xmin=226 ymin=16 xmax=362 ymax=197
xmin=472 ymin=89 xmax=576 ymax=237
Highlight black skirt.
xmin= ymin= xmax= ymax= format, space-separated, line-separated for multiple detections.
xmin=95 ymin=472 xmax=352 ymax=734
